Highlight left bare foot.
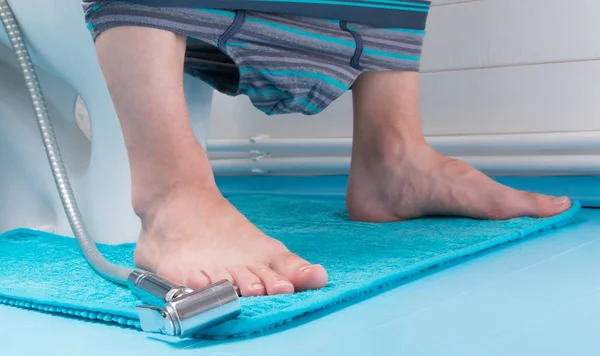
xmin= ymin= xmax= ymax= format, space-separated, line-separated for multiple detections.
xmin=346 ymin=143 xmax=571 ymax=222
xmin=347 ymin=71 xmax=571 ymax=223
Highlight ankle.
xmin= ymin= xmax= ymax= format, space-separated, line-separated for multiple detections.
xmin=353 ymin=125 xmax=430 ymax=168
xmin=132 ymin=180 xmax=219 ymax=221
xmin=130 ymin=151 xmax=217 ymax=218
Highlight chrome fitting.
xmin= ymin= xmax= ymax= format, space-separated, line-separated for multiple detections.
xmin=128 ymin=270 xmax=240 ymax=338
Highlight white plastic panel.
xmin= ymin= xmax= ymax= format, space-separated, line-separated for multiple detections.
xmin=421 ymin=0 xmax=600 ymax=72
xmin=419 ymin=60 xmax=600 ymax=135
xmin=430 ymin=0 xmax=477 ymax=6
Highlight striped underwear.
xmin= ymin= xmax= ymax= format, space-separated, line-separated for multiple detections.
xmin=84 ymin=2 xmax=426 ymax=115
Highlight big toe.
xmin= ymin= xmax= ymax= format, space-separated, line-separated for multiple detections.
xmin=512 ymin=192 xmax=571 ymax=218
xmin=269 ymin=252 xmax=328 ymax=292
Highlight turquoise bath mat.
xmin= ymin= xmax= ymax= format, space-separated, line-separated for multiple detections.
xmin=0 ymin=195 xmax=581 ymax=339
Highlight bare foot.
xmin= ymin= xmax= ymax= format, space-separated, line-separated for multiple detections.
xmin=133 ymin=185 xmax=328 ymax=296
xmin=346 ymin=144 xmax=571 ymax=222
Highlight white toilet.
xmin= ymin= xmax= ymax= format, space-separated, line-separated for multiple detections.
xmin=0 ymin=0 xmax=213 ymax=243
xmin=1 ymin=0 xmax=600 ymax=245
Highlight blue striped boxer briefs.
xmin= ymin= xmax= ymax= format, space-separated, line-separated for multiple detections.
xmin=84 ymin=2 xmax=426 ymax=115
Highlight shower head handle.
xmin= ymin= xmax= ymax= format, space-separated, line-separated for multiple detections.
xmin=128 ymin=270 xmax=241 ymax=338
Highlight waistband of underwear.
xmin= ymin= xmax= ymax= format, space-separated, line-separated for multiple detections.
xmin=82 ymin=0 xmax=431 ymax=29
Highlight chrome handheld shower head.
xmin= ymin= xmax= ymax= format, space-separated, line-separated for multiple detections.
xmin=129 ymin=271 xmax=240 ymax=337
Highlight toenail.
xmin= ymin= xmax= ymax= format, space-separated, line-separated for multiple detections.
xmin=252 ymin=284 xmax=264 ymax=290
xmin=299 ymin=265 xmax=317 ymax=272
xmin=553 ymin=196 xmax=569 ymax=205
xmin=276 ymin=280 xmax=293 ymax=286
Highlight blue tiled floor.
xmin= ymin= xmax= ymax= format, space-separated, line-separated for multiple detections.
xmin=3 ymin=176 xmax=600 ymax=355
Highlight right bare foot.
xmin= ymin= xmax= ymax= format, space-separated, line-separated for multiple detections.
xmin=94 ymin=26 xmax=327 ymax=297
xmin=133 ymin=185 xmax=328 ymax=297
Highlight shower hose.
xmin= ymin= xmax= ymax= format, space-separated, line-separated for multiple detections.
xmin=0 ymin=0 xmax=132 ymax=286
xmin=0 ymin=2 xmax=243 ymax=338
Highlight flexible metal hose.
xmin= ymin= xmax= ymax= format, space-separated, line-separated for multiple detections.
xmin=0 ymin=0 xmax=132 ymax=286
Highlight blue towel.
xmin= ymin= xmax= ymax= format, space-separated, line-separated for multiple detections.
xmin=0 ymin=195 xmax=581 ymax=339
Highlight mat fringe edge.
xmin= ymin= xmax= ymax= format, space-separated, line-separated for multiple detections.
xmin=0 ymin=295 xmax=140 ymax=329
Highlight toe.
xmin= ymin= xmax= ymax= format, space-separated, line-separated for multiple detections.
xmin=183 ymin=269 xmax=212 ymax=290
xmin=157 ymin=266 xmax=211 ymax=290
xmin=269 ymin=253 xmax=328 ymax=292
xmin=532 ymin=194 xmax=571 ymax=217
xmin=205 ymin=267 xmax=236 ymax=290
xmin=230 ymin=267 xmax=266 ymax=297
xmin=517 ymin=192 xmax=571 ymax=218
xmin=249 ymin=264 xmax=295 ymax=295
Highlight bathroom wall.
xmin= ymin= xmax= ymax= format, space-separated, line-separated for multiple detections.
xmin=208 ymin=0 xmax=600 ymax=140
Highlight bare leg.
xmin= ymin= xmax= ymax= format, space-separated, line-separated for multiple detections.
xmin=347 ymin=71 xmax=571 ymax=221
xmin=94 ymin=26 xmax=327 ymax=296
